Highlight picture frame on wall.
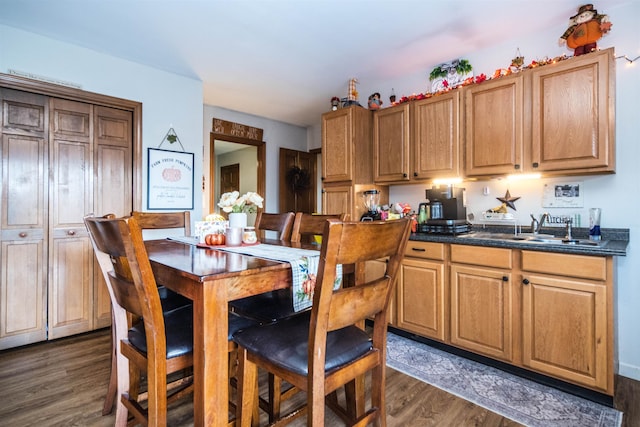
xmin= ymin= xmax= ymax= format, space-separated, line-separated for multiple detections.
xmin=542 ymin=181 xmax=584 ymax=208
xmin=147 ymin=147 xmax=194 ymax=210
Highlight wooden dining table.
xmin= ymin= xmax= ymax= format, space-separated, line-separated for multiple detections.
xmin=146 ymin=238 xmax=301 ymax=427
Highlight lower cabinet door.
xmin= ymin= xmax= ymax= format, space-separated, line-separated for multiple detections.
xmin=522 ymin=273 xmax=610 ymax=393
xmin=450 ymin=264 xmax=514 ymax=362
xmin=396 ymin=258 xmax=445 ymax=341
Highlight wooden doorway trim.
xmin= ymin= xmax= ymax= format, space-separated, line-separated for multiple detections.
xmin=209 ymin=132 xmax=266 ymax=214
xmin=0 ymin=73 xmax=143 ymax=210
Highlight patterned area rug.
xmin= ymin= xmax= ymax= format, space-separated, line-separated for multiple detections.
xmin=386 ymin=333 xmax=622 ymax=427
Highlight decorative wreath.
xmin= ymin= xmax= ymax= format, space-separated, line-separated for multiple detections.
xmin=286 ymin=166 xmax=311 ymax=194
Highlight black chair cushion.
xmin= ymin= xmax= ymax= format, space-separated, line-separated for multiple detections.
xmin=228 ymin=312 xmax=261 ymax=339
xmin=129 ymin=305 xmax=194 ymax=359
xmin=128 ymin=308 xmax=258 ymax=359
xmin=233 ymin=312 xmax=372 ymax=376
xmin=158 ymin=285 xmax=192 ymax=313
xmin=229 ymin=289 xmax=302 ymax=323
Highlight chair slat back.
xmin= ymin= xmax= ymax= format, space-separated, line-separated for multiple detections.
xmin=313 ymin=218 xmax=411 ymax=333
xmin=131 ymin=210 xmax=191 ymax=237
xmin=254 ymin=212 xmax=294 ymax=240
xmin=290 ymin=213 xmax=348 ymax=243
xmin=85 ymin=215 xmax=165 ymax=336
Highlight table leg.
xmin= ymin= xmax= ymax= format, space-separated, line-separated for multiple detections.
xmin=193 ymin=280 xmax=229 ymax=427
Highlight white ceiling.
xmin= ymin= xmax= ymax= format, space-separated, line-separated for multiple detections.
xmin=0 ymin=0 xmax=627 ymax=127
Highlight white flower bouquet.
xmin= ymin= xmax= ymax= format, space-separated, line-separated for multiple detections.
xmin=218 ymin=191 xmax=263 ymax=214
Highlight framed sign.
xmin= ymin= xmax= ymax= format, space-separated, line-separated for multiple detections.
xmin=542 ymin=181 xmax=584 ymax=208
xmin=147 ymin=148 xmax=194 ymax=210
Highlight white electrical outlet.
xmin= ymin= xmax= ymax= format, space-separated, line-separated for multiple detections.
xmin=483 ymin=186 xmax=490 ymax=196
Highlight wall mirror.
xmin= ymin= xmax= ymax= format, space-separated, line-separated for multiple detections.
xmin=208 ymin=132 xmax=265 ymax=216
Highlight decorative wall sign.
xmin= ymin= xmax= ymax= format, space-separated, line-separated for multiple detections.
xmin=147 ymin=148 xmax=194 ymax=210
xmin=212 ymin=118 xmax=264 ymax=141
xmin=542 ymin=181 xmax=584 ymax=208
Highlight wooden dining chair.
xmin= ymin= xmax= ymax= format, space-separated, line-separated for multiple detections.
xmin=254 ymin=211 xmax=295 ymax=241
xmin=85 ymin=215 xmax=257 ymax=426
xmin=97 ymin=211 xmax=193 ymax=416
xmin=131 ymin=210 xmax=191 ymax=238
xmin=234 ymin=218 xmax=412 ymax=427
xmin=290 ymin=213 xmax=349 ymax=243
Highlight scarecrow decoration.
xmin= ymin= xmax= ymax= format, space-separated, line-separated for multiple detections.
xmin=560 ymin=4 xmax=612 ymax=56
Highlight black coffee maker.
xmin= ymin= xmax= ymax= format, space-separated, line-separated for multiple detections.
xmin=425 ymin=185 xmax=467 ymax=221
xmin=417 ymin=185 xmax=470 ymax=234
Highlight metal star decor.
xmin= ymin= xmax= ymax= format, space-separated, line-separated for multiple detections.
xmin=497 ymin=189 xmax=520 ymax=211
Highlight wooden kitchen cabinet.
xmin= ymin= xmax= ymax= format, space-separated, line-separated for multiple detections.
xmin=450 ymin=244 xmax=515 ymax=362
xmin=373 ymin=103 xmax=410 ymax=182
xmin=321 ymin=106 xmax=372 ymax=184
xmin=521 ymin=250 xmax=613 ymax=394
xmin=321 ymin=106 xmax=387 ymax=220
xmin=396 ymin=241 xmax=446 ymax=341
xmin=413 ymin=91 xmax=461 ymax=180
xmin=373 ymin=91 xmax=461 ymax=183
xmin=464 ymin=73 xmax=524 ymax=177
xmin=530 ymin=48 xmax=615 ymax=174
xmin=465 ymin=48 xmax=615 ymax=177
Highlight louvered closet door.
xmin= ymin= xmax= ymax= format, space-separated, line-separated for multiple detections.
xmin=0 ymin=89 xmax=49 ymax=350
xmin=48 ymin=98 xmax=94 ymax=339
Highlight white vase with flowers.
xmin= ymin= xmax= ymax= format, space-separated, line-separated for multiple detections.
xmin=218 ymin=191 xmax=263 ymax=245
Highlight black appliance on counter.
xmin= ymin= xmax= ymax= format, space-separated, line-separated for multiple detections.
xmin=417 ymin=185 xmax=472 ymax=235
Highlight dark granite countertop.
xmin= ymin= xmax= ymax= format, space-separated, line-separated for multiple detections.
xmin=409 ymin=225 xmax=629 ymax=257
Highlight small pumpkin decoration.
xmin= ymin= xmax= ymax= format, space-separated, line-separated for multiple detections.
xmin=285 ymin=166 xmax=311 ymax=194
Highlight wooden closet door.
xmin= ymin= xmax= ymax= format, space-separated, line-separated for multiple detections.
xmin=93 ymin=105 xmax=132 ymax=328
xmin=48 ymin=98 xmax=93 ymax=339
xmin=0 ymin=89 xmax=49 ymax=350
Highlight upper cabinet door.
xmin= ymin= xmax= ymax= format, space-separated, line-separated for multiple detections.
xmin=530 ymin=48 xmax=614 ymax=173
xmin=322 ymin=108 xmax=353 ymax=183
xmin=373 ymin=103 xmax=411 ymax=183
xmin=464 ymin=74 xmax=524 ymax=177
xmin=413 ymin=91 xmax=460 ymax=180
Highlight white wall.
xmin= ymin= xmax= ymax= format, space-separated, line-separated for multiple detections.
xmin=202 ymin=106 xmax=308 ymax=216
xmin=386 ymin=2 xmax=640 ymax=381
xmin=0 ymin=24 xmax=204 ymax=222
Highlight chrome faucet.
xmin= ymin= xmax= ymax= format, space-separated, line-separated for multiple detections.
xmin=564 ymin=218 xmax=573 ymax=240
xmin=530 ymin=213 xmax=549 ymax=234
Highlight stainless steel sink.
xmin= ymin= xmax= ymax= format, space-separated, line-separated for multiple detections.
xmin=460 ymin=232 xmax=605 ymax=247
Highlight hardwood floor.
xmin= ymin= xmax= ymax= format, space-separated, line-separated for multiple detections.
xmin=0 ymin=329 xmax=637 ymax=426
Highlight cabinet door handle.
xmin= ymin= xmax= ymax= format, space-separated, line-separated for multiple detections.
xmin=68 ymin=230 xmax=76 ymax=236
xmin=532 ymin=162 xmax=539 ymax=168
xmin=502 ymin=276 xmax=509 ymax=282
xmin=403 ymin=173 xmax=408 ymax=178
xmin=19 ymin=232 xmax=27 ymax=238
xmin=413 ymin=172 xmax=418 ymax=177
xmin=522 ymin=278 xmax=530 ymax=285
xmin=411 ymin=247 xmax=426 ymax=252
xmin=514 ymin=164 xmax=521 ymax=170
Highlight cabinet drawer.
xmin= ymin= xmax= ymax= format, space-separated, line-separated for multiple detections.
xmin=521 ymin=250 xmax=607 ymax=281
xmin=451 ymin=244 xmax=512 ymax=269
xmin=405 ymin=241 xmax=445 ymax=261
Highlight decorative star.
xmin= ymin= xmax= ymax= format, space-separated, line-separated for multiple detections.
xmin=497 ymin=189 xmax=520 ymax=211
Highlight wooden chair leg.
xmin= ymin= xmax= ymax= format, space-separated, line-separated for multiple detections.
xmin=268 ymin=373 xmax=282 ymax=422
xmin=237 ymin=348 xmax=258 ymax=427
xmin=102 ymin=317 xmax=118 ymax=415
